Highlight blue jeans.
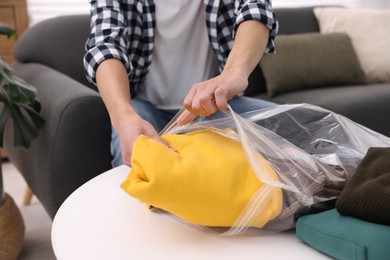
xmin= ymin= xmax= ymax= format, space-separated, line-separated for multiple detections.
xmin=111 ymin=96 xmax=277 ymax=167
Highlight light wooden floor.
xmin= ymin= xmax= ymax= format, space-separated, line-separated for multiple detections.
xmin=2 ymin=160 xmax=56 ymax=260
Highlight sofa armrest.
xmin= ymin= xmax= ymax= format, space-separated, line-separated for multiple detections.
xmin=14 ymin=15 xmax=92 ymax=88
xmin=4 ymin=62 xmax=112 ymax=218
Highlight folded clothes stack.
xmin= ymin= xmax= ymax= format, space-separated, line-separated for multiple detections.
xmin=297 ymin=147 xmax=390 ymax=260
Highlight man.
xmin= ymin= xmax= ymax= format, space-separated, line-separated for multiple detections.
xmin=84 ymin=0 xmax=278 ymax=167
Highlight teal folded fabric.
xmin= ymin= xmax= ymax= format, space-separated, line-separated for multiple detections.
xmin=296 ymin=209 xmax=390 ymax=260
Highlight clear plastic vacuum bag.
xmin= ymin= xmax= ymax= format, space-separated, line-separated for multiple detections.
xmin=159 ymin=103 xmax=390 ymax=236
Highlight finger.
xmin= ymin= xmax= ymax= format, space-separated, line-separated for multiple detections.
xmin=183 ymin=87 xmax=196 ymax=112
xmin=150 ymin=134 xmax=179 ymax=153
xmin=123 ymin=148 xmax=133 ymax=167
xmin=123 ymin=157 xmax=132 ymax=167
xmin=148 ymin=130 xmax=166 ymax=145
xmin=190 ymin=91 xmax=218 ymax=116
xmin=176 ymin=110 xmax=198 ymax=125
xmin=199 ymin=97 xmax=218 ymax=115
xmin=176 ymin=110 xmax=189 ymax=124
xmin=214 ymin=88 xmax=228 ymax=110
xmin=215 ymin=94 xmax=228 ymax=110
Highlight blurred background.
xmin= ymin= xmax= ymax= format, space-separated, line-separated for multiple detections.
xmin=27 ymin=0 xmax=390 ymax=26
xmin=1 ymin=0 xmax=389 ymax=259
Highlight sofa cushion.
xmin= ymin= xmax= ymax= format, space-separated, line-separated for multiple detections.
xmin=260 ymin=32 xmax=366 ymax=97
xmin=245 ymin=6 xmax=321 ymax=97
xmin=314 ymin=7 xmax=390 ymax=83
xmin=296 ymin=209 xmax=390 ymax=260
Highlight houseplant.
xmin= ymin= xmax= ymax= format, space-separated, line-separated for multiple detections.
xmin=0 ymin=22 xmax=45 ymax=259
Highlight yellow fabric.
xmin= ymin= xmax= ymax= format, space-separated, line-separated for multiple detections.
xmin=121 ymin=130 xmax=282 ymax=228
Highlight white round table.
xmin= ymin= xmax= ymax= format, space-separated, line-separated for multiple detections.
xmin=51 ymin=165 xmax=330 ymax=260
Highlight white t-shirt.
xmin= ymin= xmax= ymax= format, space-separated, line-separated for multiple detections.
xmin=138 ymin=0 xmax=220 ymax=109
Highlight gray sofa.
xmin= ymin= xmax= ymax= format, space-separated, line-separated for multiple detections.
xmin=4 ymin=7 xmax=390 ymax=219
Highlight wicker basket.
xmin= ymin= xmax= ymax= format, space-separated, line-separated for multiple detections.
xmin=0 ymin=193 xmax=25 ymax=260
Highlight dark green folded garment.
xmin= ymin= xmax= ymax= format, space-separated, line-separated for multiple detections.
xmin=336 ymin=147 xmax=390 ymax=225
xmin=296 ymin=209 xmax=390 ymax=260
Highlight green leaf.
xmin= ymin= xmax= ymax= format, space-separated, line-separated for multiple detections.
xmin=0 ymin=23 xmax=16 ymax=39
xmin=0 ymin=61 xmax=45 ymax=148
xmin=0 ymin=108 xmax=11 ymax=148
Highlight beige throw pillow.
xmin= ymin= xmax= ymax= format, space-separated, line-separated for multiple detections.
xmin=314 ymin=7 xmax=390 ymax=83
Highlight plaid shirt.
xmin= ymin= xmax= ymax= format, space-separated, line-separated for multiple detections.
xmin=84 ymin=0 xmax=278 ymax=95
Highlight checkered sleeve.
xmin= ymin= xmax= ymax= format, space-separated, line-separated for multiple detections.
xmin=234 ymin=0 xmax=278 ymax=53
xmin=83 ymin=0 xmax=132 ymax=85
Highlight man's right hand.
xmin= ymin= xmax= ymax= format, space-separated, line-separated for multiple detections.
xmin=96 ymin=59 xmax=166 ymax=167
xmin=114 ymin=111 xmax=164 ymax=166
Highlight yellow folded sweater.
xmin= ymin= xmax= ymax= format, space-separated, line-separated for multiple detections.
xmin=121 ymin=130 xmax=282 ymax=228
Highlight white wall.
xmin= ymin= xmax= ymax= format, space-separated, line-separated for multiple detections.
xmin=27 ymin=0 xmax=89 ymax=26
xmin=273 ymin=0 xmax=355 ymax=8
xmin=26 ymin=0 xmax=389 ymax=26
xmin=354 ymin=0 xmax=390 ymax=9
xmin=273 ymin=0 xmax=390 ymax=8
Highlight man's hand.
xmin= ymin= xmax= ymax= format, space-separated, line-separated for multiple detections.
xmin=115 ymin=112 xmax=164 ymax=166
xmin=177 ymin=69 xmax=247 ymax=125
xmin=96 ymin=59 xmax=167 ymax=166
xmin=177 ymin=20 xmax=270 ymax=126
